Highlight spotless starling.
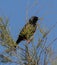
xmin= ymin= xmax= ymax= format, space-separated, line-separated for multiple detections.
xmin=16 ymin=16 xmax=39 ymax=44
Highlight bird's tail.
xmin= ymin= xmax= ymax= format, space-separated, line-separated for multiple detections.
xmin=16 ymin=39 xmax=21 ymax=44
xmin=16 ymin=36 xmax=23 ymax=44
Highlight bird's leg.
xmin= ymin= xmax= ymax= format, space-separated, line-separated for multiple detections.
xmin=27 ymin=36 xmax=34 ymax=44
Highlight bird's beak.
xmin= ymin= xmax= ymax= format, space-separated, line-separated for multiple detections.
xmin=38 ymin=17 xmax=43 ymax=21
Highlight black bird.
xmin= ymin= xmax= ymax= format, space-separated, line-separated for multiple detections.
xmin=16 ymin=16 xmax=39 ymax=44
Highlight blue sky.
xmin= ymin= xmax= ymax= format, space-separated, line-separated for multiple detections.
xmin=0 ymin=0 xmax=57 ymax=65
xmin=0 ymin=0 xmax=57 ymax=40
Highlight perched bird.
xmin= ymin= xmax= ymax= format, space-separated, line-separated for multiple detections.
xmin=16 ymin=16 xmax=39 ymax=44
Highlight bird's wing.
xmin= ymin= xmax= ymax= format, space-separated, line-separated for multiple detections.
xmin=19 ymin=22 xmax=29 ymax=39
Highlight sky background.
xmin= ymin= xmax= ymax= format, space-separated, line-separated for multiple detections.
xmin=0 ymin=0 xmax=57 ymax=65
